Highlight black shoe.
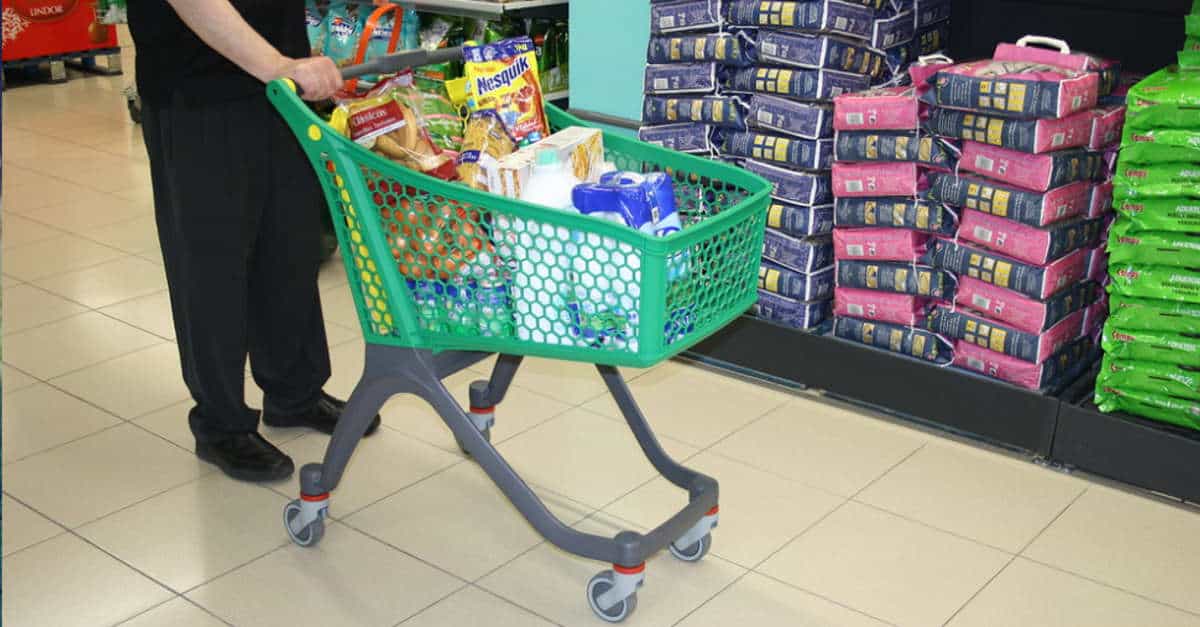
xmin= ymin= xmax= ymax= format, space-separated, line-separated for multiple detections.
xmin=196 ymin=432 xmax=295 ymax=482
xmin=262 ymin=392 xmax=382 ymax=437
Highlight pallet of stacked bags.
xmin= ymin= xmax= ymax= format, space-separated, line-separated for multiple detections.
xmin=1183 ymin=0 xmax=1199 ymax=70
xmin=914 ymin=36 xmax=1115 ymax=391
xmin=830 ymin=56 xmax=958 ymax=363
xmin=1099 ymin=62 xmax=1200 ymax=429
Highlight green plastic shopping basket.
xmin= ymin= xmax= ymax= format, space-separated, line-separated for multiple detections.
xmin=266 ymin=82 xmax=770 ymax=370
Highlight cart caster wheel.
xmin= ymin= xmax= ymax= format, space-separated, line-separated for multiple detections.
xmin=587 ymin=570 xmax=638 ymax=623
xmin=284 ymin=500 xmax=325 ymax=547
xmin=669 ymin=532 xmax=712 ymax=562
xmin=455 ymin=427 xmax=491 ymax=456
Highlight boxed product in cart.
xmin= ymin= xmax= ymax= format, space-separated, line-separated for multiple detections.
xmin=768 ymin=200 xmax=835 ymax=236
xmin=763 ymin=230 xmax=835 ymax=272
xmin=834 ymin=197 xmax=958 ymax=234
xmin=960 ymin=142 xmax=1103 ymax=192
xmin=958 ymin=210 xmax=1098 ymax=265
xmin=760 ymin=262 xmax=835 ymax=301
xmin=835 ymin=287 xmax=932 ymax=326
xmin=835 ymin=316 xmax=954 ymax=363
xmin=832 ymin=161 xmax=929 ymax=197
xmin=955 ymin=276 xmax=1093 ymax=334
xmin=833 ymin=227 xmax=929 ymax=262
xmin=726 ymin=66 xmax=872 ymax=100
xmin=926 ymin=172 xmax=1091 ymax=227
xmin=755 ymin=30 xmax=887 ymax=79
xmin=725 ymin=0 xmax=876 ymax=39
xmin=836 ymin=260 xmax=955 ymax=298
xmin=748 ymin=95 xmax=834 ymax=140
xmin=924 ymin=238 xmax=1088 ymax=299
xmin=746 ymin=159 xmax=834 ymax=206
xmin=755 ymin=290 xmax=833 ymax=330
xmin=927 ymin=305 xmax=1084 ymax=363
xmin=926 ymin=108 xmax=1093 ymax=154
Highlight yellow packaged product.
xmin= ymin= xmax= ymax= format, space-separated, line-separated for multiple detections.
xmin=462 ymin=36 xmax=549 ymax=146
xmin=490 ymin=126 xmax=606 ymax=198
xmin=330 ymin=89 xmax=455 ymax=179
xmin=456 ymin=110 xmax=517 ymax=190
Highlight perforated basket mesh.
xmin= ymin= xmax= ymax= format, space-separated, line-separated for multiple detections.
xmin=269 ymin=82 xmax=770 ymax=367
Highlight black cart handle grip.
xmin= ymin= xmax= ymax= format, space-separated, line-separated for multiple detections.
xmin=292 ymin=46 xmax=464 ymax=97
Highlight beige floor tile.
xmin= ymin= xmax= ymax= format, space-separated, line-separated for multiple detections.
xmin=857 ymin=442 xmax=1086 ymax=552
xmin=3 ymin=383 xmax=121 ymax=463
xmin=86 ymin=215 xmax=160 ymax=253
xmin=274 ymin=429 xmax=461 ymax=515
xmin=2 ymin=273 xmax=23 ymax=288
xmin=605 ymin=452 xmax=844 ymax=568
xmin=677 ymin=572 xmax=890 ymax=627
xmin=1025 ymin=487 xmax=1200 ymax=614
xmin=2 ymin=494 xmax=63 ymax=556
xmin=2 ymin=173 xmax=97 ymax=214
xmin=318 ymin=259 xmax=350 ymax=292
xmin=7 ymin=110 xmax=117 ymax=134
xmin=1 ymin=132 xmax=81 ymax=161
xmin=2 ymin=233 xmax=125 ymax=281
xmin=101 ymin=290 xmax=175 ymax=339
xmin=188 ymin=522 xmax=461 ymax=627
xmin=26 ymin=191 xmax=152 ymax=233
xmin=52 ymin=343 xmax=191 ymax=419
xmin=16 ymin=151 xmax=151 ymax=193
xmin=134 ymin=395 xmax=307 ymax=452
xmin=380 ymin=366 xmax=573 ymax=454
xmin=79 ymin=474 xmax=289 ymax=592
xmin=35 ymin=255 xmax=167 ymax=308
xmin=3 ymin=424 xmax=209 ymax=528
xmin=759 ymin=501 xmax=1010 ymax=627
xmin=120 ymin=598 xmax=227 ymax=627
xmin=138 ymin=244 xmax=166 ymax=266
xmin=712 ymin=396 xmax=926 ymax=496
xmin=320 ymin=284 xmax=362 ymax=329
xmin=2 ymin=213 xmax=61 ymax=246
xmin=113 ymin=184 xmax=156 ymax=207
xmin=404 ymin=586 xmax=557 ymax=627
xmin=480 ymin=512 xmax=746 ymax=627
xmin=3 ymin=312 xmax=163 ymax=379
xmin=503 ymin=357 xmax=611 ymax=406
xmin=1 ymin=533 xmax=173 ymax=627
xmin=2 ymin=363 xmax=39 ymax=393
xmin=346 ymin=461 xmax=591 ymax=581
xmin=582 ymin=361 xmax=789 ymax=447
xmin=947 ymin=558 xmax=1200 ymax=627
xmin=496 ymin=407 xmax=698 ymax=509
xmin=322 ymin=339 xmax=366 ymax=399
xmin=2 ymin=283 xmax=88 ymax=335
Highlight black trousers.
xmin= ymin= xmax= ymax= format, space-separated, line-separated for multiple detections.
xmin=141 ymin=94 xmax=332 ymax=443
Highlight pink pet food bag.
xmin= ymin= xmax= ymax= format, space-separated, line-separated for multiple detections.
xmin=834 ymin=227 xmax=929 ymax=262
xmin=930 ymin=60 xmax=1099 ymax=119
xmin=961 ymin=142 xmax=1103 ymax=192
xmin=1089 ymin=180 xmax=1114 ymax=218
xmin=1088 ymin=106 xmax=1126 ymax=150
xmin=835 ymin=287 xmax=931 ymax=326
xmin=958 ymin=209 xmax=1093 ymax=265
xmin=834 ymin=86 xmax=921 ymax=132
xmin=832 ymin=161 xmax=928 ymax=197
xmin=955 ymin=275 xmax=1091 ymax=334
xmin=953 ymin=337 xmax=1087 ymax=390
xmin=992 ymin=36 xmax=1120 ymax=96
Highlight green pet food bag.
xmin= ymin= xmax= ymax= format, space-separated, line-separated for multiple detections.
xmin=1095 ymin=385 xmax=1200 ymax=431
xmin=1101 ymin=323 xmax=1200 ymax=367
xmin=1125 ymin=66 xmax=1200 ymax=130
xmin=1120 ymin=126 xmax=1200 ymax=164
xmin=1108 ymin=264 xmax=1200 ymax=304
xmin=1108 ymin=221 xmax=1200 ymax=268
xmin=1115 ymin=197 xmax=1200 ymax=231
xmin=1109 ymin=294 xmax=1200 ymax=334
xmin=1097 ymin=355 xmax=1200 ymax=401
xmin=1114 ymin=162 xmax=1200 ymax=198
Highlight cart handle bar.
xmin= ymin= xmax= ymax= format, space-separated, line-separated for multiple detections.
xmin=293 ymin=46 xmax=465 ymax=97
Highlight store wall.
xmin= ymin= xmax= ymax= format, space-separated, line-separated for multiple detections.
xmin=950 ymin=0 xmax=1193 ymax=73
xmin=568 ymin=0 xmax=649 ymax=134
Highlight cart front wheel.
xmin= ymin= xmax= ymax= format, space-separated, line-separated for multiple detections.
xmin=587 ymin=570 xmax=638 ymax=623
xmin=456 ymin=427 xmax=492 ymax=456
xmin=669 ymin=533 xmax=712 ymax=562
xmin=284 ymin=500 xmax=325 ymax=547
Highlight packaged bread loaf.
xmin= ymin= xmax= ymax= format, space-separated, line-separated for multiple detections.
xmin=330 ymin=88 xmax=454 ymax=179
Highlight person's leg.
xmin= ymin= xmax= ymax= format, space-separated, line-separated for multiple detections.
xmin=141 ymin=98 xmax=261 ymax=442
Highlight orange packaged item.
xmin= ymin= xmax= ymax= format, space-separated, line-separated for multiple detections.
xmin=463 ymin=37 xmax=549 ymax=146
xmin=330 ymin=84 xmax=456 ymax=180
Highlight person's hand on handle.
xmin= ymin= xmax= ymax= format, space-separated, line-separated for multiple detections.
xmin=273 ymin=56 xmax=342 ymax=101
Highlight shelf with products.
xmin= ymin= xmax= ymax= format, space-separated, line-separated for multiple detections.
xmin=337 ymin=0 xmax=566 ymax=19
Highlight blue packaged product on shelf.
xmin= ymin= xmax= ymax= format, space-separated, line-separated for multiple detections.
xmin=914 ymin=0 xmax=952 ymax=29
xmin=833 ymin=131 xmax=958 ymax=168
xmin=762 ymin=229 xmax=834 ymax=273
xmin=726 ymin=66 xmax=871 ymax=100
xmin=745 ymin=159 xmax=834 ymax=206
xmin=835 ymin=316 xmax=954 ymax=363
xmin=768 ymin=200 xmax=835 ymax=236
xmin=725 ymin=0 xmax=875 ymax=40
xmin=638 ymin=123 xmax=713 ymax=154
xmin=721 ymin=131 xmax=834 ymax=170
xmin=922 ymin=238 xmax=1088 ymax=300
xmin=871 ymin=10 xmax=915 ymax=50
xmin=756 ymin=30 xmax=887 ymax=79
xmin=646 ymin=32 xmax=755 ymax=66
xmin=834 ymin=198 xmax=959 ymax=234
xmin=748 ymin=95 xmax=833 ymax=140
xmin=644 ymin=63 xmax=718 ymax=95
xmin=643 ymin=96 xmax=747 ymax=129
xmin=651 ymin=0 xmax=722 ymax=34
xmin=883 ymin=21 xmax=951 ymax=76
xmin=836 ymin=260 xmax=955 ymax=298
xmin=760 ymin=261 xmax=835 ymax=301
xmin=755 ymin=290 xmax=832 ymax=330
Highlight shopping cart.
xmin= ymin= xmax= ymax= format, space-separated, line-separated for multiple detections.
xmin=267 ymin=47 xmax=770 ymax=623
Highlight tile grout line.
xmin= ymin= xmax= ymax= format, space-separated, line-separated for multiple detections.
xmin=1019 ymin=553 xmax=1200 ymax=620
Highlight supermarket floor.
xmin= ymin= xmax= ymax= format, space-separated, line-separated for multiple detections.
xmin=5 ymin=58 xmax=1200 ymax=627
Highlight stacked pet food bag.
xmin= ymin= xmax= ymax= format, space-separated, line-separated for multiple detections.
xmin=324 ymin=34 xmax=682 ymax=351
xmin=831 ymin=37 xmax=1122 ymax=391
xmin=640 ymin=0 xmax=952 ymax=333
xmin=1096 ymin=6 xmax=1200 ymax=428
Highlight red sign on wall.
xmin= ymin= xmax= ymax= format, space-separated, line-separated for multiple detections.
xmin=2 ymin=0 xmax=117 ymax=63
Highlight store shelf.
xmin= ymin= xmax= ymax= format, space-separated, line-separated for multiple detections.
xmin=544 ymin=89 xmax=569 ymax=102
xmin=408 ymin=0 xmax=567 ymax=18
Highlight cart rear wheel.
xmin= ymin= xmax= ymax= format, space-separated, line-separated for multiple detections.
xmin=284 ymin=500 xmax=325 ymax=547
xmin=587 ymin=570 xmax=637 ymax=623
xmin=669 ymin=533 xmax=712 ymax=562
xmin=456 ymin=427 xmax=491 ymax=456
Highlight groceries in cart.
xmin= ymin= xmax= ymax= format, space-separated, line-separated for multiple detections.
xmin=329 ymin=76 xmax=456 ymax=179
xmin=463 ymin=37 xmax=550 ymax=146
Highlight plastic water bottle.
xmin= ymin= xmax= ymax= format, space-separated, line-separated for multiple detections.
xmin=520 ymin=150 xmax=577 ymax=209
xmin=401 ymin=7 xmax=419 ymax=50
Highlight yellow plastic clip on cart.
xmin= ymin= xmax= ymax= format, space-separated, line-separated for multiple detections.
xmin=267 ymin=46 xmax=770 ymax=623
